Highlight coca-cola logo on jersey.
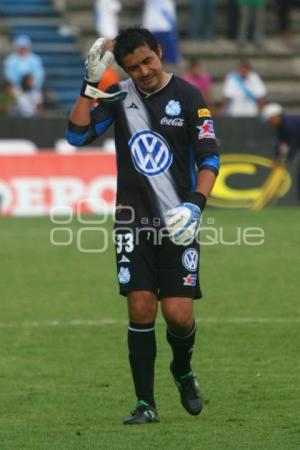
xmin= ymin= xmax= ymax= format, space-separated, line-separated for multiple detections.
xmin=160 ymin=117 xmax=184 ymax=127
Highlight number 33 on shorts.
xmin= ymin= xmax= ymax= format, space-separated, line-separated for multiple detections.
xmin=115 ymin=232 xmax=134 ymax=254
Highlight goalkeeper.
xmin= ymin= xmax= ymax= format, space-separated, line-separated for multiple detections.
xmin=66 ymin=27 xmax=219 ymax=425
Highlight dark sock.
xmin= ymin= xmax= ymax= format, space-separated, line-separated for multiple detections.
xmin=167 ymin=321 xmax=197 ymax=379
xmin=128 ymin=321 xmax=156 ymax=407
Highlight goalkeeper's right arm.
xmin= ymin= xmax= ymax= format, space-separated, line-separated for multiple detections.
xmin=69 ymin=96 xmax=94 ymax=128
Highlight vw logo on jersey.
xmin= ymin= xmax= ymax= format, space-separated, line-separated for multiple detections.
xmin=182 ymin=248 xmax=198 ymax=272
xmin=129 ymin=130 xmax=173 ymax=177
xmin=165 ymin=100 xmax=181 ymax=117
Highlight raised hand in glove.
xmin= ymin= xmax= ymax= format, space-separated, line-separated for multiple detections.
xmin=81 ymin=38 xmax=127 ymax=102
xmin=165 ymin=193 xmax=206 ymax=246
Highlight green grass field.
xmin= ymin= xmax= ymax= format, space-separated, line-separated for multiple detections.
xmin=0 ymin=208 xmax=299 ymax=450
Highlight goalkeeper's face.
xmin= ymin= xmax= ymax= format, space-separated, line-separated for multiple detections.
xmin=121 ymin=44 xmax=166 ymax=93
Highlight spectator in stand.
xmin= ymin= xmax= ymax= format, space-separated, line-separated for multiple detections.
xmin=4 ymin=35 xmax=45 ymax=91
xmin=181 ymin=59 xmax=213 ymax=109
xmin=94 ymin=0 xmax=122 ymax=40
xmin=13 ymin=74 xmax=43 ymax=117
xmin=226 ymin=0 xmax=240 ymax=40
xmin=0 ymin=80 xmax=16 ymax=116
xmin=97 ymin=66 xmax=121 ymax=92
xmin=188 ymin=0 xmax=217 ymax=42
xmin=261 ymin=103 xmax=300 ymax=162
xmin=274 ymin=0 xmax=295 ymax=44
xmin=237 ymin=0 xmax=266 ymax=48
xmin=143 ymin=0 xmax=180 ymax=63
xmin=222 ymin=60 xmax=267 ymax=117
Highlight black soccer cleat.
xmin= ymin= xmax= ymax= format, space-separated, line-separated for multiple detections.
xmin=123 ymin=400 xmax=160 ymax=425
xmin=170 ymin=363 xmax=204 ymax=416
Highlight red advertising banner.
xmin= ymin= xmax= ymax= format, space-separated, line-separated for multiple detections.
xmin=0 ymin=153 xmax=117 ymax=216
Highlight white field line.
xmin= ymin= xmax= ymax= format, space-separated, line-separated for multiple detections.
xmin=0 ymin=317 xmax=299 ymax=328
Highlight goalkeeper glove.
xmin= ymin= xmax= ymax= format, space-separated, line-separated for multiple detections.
xmin=80 ymin=38 xmax=127 ymax=102
xmin=165 ymin=193 xmax=206 ymax=246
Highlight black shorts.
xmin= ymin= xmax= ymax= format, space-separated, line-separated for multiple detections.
xmin=114 ymin=227 xmax=202 ymax=300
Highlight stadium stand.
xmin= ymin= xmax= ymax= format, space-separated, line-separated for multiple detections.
xmin=0 ymin=0 xmax=84 ymax=112
xmin=1 ymin=0 xmax=300 ymax=112
xmin=62 ymin=0 xmax=300 ymax=112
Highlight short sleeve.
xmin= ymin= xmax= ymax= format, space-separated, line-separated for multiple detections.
xmin=186 ymin=85 xmax=219 ymax=169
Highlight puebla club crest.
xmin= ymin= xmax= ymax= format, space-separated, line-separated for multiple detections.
xmin=118 ymin=266 xmax=131 ymax=284
xmin=165 ymin=100 xmax=181 ymax=117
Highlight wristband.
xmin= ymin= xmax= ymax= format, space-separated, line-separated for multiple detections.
xmin=189 ymin=192 xmax=207 ymax=211
xmin=80 ymin=79 xmax=128 ymax=102
xmin=80 ymin=79 xmax=99 ymax=99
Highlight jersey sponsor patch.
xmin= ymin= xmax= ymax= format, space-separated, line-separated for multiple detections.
xmin=129 ymin=130 xmax=173 ymax=177
xmin=197 ymin=120 xmax=216 ymax=140
xmin=118 ymin=266 xmax=131 ymax=284
xmin=165 ymin=100 xmax=181 ymax=116
xmin=183 ymin=274 xmax=197 ymax=286
xmin=197 ymin=108 xmax=211 ymax=118
xmin=182 ymin=248 xmax=198 ymax=271
xmin=160 ymin=117 xmax=184 ymax=127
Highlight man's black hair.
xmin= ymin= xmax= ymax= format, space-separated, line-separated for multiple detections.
xmin=114 ymin=27 xmax=160 ymax=67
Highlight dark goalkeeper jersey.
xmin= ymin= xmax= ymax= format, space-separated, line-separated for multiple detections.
xmin=67 ymin=75 xmax=220 ymax=225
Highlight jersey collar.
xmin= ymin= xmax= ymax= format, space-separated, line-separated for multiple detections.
xmin=137 ymin=74 xmax=173 ymax=98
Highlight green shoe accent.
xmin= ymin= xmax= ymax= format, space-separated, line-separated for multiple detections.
xmin=144 ymin=409 xmax=156 ymax=421
xmin=170 ymin=362 xmax=203 ymax=416
xmin=138 ymin=400 xmax=150 ymax=407
xmin=180 ymin=371 xmax=193 ymax=380
xmin=123 ymin=402 xmax=160 ymax=425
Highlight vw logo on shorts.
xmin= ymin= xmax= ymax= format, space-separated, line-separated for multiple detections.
xmin=182 ymin=248 xmax=198 ymax=272
xmin=129 ymin=130 xmax=173 ymax=176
